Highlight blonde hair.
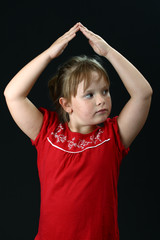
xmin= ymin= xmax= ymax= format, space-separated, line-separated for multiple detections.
xmin=48 ymin=55 xmax=110 ymax=123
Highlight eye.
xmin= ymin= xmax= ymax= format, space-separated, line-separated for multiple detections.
xmin=85 ymin=93 xmax=93 ymax=99
xmin=102 ymin=89 xmax=109 ymax=95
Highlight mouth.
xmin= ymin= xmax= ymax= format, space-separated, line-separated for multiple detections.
xmin=96 ymin=109 xmax=108 ymax=114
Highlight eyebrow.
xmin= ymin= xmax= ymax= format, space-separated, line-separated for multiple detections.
xmin=84 ymin=85 xmax=109 ymax=93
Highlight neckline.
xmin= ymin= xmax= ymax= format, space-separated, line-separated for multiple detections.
xmin=65 ymin=122 xmax=101 ymax=137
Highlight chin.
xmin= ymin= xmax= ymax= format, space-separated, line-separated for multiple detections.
xmin=98 ymin=114 xmax=109 ymax=124
xmin=94 ymin=117 xmax=108 ymax=127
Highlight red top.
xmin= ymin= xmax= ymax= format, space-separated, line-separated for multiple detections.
xmin=31 ymin=108 xmax=129 ymax=240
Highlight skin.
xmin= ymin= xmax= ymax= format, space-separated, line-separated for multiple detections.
xmin=63 ymin=71 xmax=112 ymax=134
xmin=4 ymin=22 xmax=153 ymax=148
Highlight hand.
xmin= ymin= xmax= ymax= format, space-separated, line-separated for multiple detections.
xmin=79 ymin=24 xmax=112 ymax=57
xmin=47 ymin=23 xmax=80 ymax=59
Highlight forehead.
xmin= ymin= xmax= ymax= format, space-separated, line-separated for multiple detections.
xmin=77 ymin=71 xmax=109 ymax=93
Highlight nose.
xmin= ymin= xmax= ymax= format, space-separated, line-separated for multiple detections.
xmin=95 ymin=94 xmax=105 ymax=106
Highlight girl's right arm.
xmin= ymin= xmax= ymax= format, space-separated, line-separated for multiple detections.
xmin=4 ymin=23 xmax=80 ymax=141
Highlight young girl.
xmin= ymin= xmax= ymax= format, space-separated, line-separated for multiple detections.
xmin=4 ymin=23 xmax=152 ymax=240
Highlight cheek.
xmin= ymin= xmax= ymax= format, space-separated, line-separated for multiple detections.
xmin=106 ymin=96 xmax=112 ymax=110
xmin=78 ymin=102 xmax=93 ymax=118
xmin=72 ymin=100 xmax=87 ymax=114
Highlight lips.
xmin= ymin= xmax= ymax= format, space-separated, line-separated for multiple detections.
xmin=96 ymin=109 xmax=107 ymax=114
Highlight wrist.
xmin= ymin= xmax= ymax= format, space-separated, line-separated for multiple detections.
xmin=45 ymin=48 xmax=55 ymax=62
xmin=104 ymin=46 xmax=114 ymax=59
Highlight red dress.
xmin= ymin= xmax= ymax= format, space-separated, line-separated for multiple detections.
xmin=31 ymin=108 xmax=129 ymax=240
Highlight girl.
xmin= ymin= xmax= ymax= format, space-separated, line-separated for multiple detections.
xmin=4 ymin=23 xmax=152 ymax=240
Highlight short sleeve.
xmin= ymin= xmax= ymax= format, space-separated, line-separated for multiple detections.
xmin=31 ymin=107 xmax=59 ymax=148
xmin=106 ymin=116 xmax=130 ymax=160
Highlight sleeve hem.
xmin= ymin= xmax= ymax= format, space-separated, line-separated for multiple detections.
xmin=114 ymin=116 xmax=130 ymax=156
xmin=106 ymin=116 xmax=130 ymax=158
xmin=30 ymin=107 xmax=50 ymax=147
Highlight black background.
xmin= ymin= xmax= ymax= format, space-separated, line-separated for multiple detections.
xmin=1 ymin=0 xmax=160 ymax=239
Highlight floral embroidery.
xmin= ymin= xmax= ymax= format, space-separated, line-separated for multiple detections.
xmin=51 ymin=124 xmax=67 ymax=143
xmin=68 ymin=138 xmax=91 ymax=150
xmin=50 ymin=123 xmax=104 ymax=150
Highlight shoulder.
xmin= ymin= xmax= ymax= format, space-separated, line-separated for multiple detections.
xmin=39 ymin=107 xmax=58 ymax=118
xmin=31 ymin=107 xmax=59 ymax=146
xmin=104 ymin=116 xmax=118 ymax=132
xmin=104 ymin=116 xmax=130 ymax=156
xmin=39 ymin=107 xmax=59 ymax=123
xmin=103 ymin=116 xmax=120 ymax=142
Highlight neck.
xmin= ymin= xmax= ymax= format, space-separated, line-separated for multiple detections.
xmin=67 ymin=122 xmax=97 ymax=134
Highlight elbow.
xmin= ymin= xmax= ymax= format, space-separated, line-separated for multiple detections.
xmin=132 ymin=83 xmax=153 ymax=101
xmin=3 ymin=85 xmax=11 ymax=101
xmin=4 ymin=85 xmax=26 ymax=103
xmin=150 ymin=86 xmax=153 ymax=96
xmin=4 ymin=86 xmax=8 ymax=99
xmin=4 ymin=85 xmax=14 ymax=102
xmin=142 ymin=89 xmax=153 ymax=103
xmin=140 ymin=82 xmax=153 ymax=100
xmin=145 ymin=84 xmax=153 ymax=99
xmin=147 ymin=79 xmax=153 ymax=96
xmin=4 ymin=82 xmax=17 ymax=101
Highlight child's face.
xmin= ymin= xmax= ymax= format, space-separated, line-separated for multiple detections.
xmin=69 ymin=71 xmax=112 ymax=132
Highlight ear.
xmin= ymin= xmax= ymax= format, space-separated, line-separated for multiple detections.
xmin=59 ymin=97 xmax=73 ymax=114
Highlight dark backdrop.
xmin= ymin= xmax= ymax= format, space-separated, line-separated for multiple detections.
xmin=1 ymin=0 xmax=160 ymax=239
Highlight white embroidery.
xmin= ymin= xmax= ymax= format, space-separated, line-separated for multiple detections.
xmin=51 ymin=123 xmax=104 ymax=151
xmin=68 ymin=138 xmax=91 ymax=150
xmin=47 ymin=137 xmax=111 ymax=154
xmin=51 ymin=124 xmax=67 ymax=143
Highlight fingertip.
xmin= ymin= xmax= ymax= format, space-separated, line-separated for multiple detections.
xmin=75 ymin=22 xmax=81 ymax=26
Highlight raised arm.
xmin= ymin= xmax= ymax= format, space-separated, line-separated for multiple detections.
xmin=4 ymin=23 xmax=80 ymax=140
xmin=80 ymin=24 xmax=153 ymax=148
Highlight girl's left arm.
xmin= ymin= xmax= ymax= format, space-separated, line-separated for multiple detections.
xmin=80 ymin=24 xmax=153 ymax=148
xmin=106 ymin=48 xmax=153 ymax=148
